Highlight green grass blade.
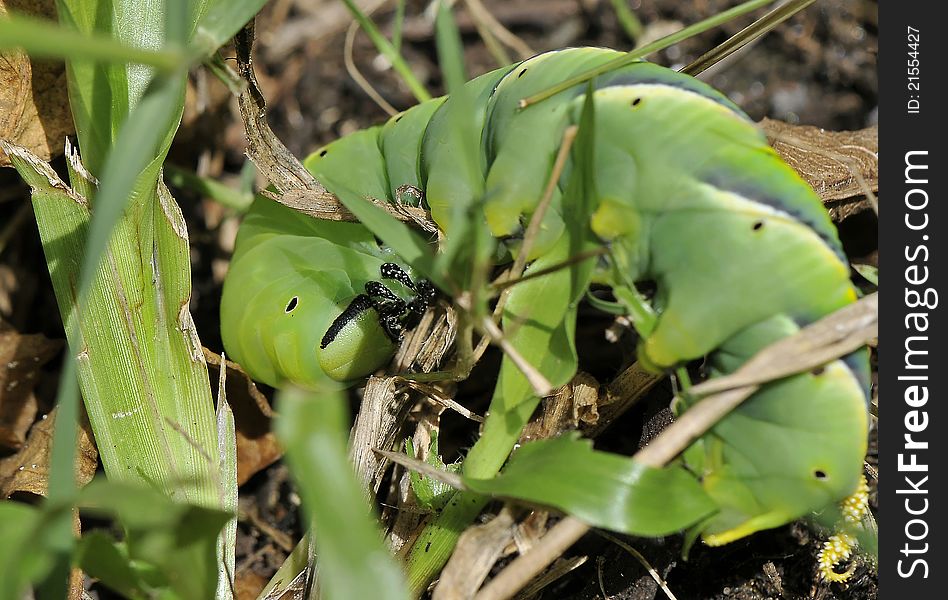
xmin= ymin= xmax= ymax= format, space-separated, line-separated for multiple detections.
xmin=520 ymin=0 xmax=774 ymax=107
xmin=276 ymin=387 xmax=409 ymax=600
xmin=215 ymin=385 xmax=238 ymax=600
xmin=609 ymin=0 xmax=644 ymax=42
xmin=392 ymin=0 xmax=406 ymax=52
xmin=434 ymin=0 xmax=468 ymax=93
xmin=165 ymin=164 xmax=256 ymax=212
xmin=340 ymin=0 xmax=431 ymax=102
xmin=0 ymin=12 xmax=185 ymax=69
xmin=464 ymin=433 xmax=717 ymax=535
xmin=78 ymin=480 xmax=233 ymax=600
xmin=682 ymin=0 xmax=818 ymax=76
xmin=320 ymin=176 xmax=440 ymax=288
xmin=0 ymin=502 xmax=49 ymax=600
xmin=193 ymin=0 xmax=271 ymax=54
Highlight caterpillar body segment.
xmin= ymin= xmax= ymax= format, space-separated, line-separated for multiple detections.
xmin=220 ymin=199 xmax=396 ymax=390
xmin=220 ymin=47 xmax=869 ymax=544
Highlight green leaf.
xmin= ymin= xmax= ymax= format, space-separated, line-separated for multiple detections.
xmin=165 ymin=163 xmax=256 ymax=212
xmin=0 ymin=12 xmax=186 ymax=69
xmin=74 ymin=533 xmax=150 ymax=599
xmin=465 ymin=434 xmax=718 ymax=536
xmin=78 ymin=480 xmax=234 ymax=600
xmin=0 ymin=502 xmax=53 ymax=600
xmin=194 ymin=0 xmax=271 ymax=54
xmin=406 ymin=435 xmax=460 ymax=512
xmin=276 ymin=387 xmax=409 ymax=600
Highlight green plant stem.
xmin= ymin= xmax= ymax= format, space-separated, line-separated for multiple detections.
xmin=0 ymin=13 xmax=187 ymax=69
xmin=610 ymin=0 xmax=644 ymax=42
xmin=340 ymin=0 xmax=431 ymax=103
xmin=520 ymin=0 xmax=774 ymax=107
xmin=406 ymin=392 xmax=538 ymax=595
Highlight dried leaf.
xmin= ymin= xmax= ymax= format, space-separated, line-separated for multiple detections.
xmin=235 ymin=569 xmax=269 ymax=600
xmin=0 ymin=0 xmax=74 ymax=167
xmin=520 ymin=372 xmax=601 ymax=443
xmin=0 ymin=319 xmax=62 ymax=448
xmin=204 ymin=348 xmax=281 ymax=485
xmin=761 ymin=118 xmax=878 ymax=220
xmin=0 ymin=404 xmax=98 ymax=497
xmin=433 ymin=507 xmax=517 ymax=600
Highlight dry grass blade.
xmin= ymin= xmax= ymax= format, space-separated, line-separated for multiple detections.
xmin=463 ymin=0 xmax=535 ymax=60
xmin=682 ymin=0 xmax=818 ymax=77
xmin=686 ymin=292 xmax=877 ymax=398
xmin=473 ymin=293 xmax=878 ymax=599
xmin=240 ymin=25 xmax=439 ymax=232
xmin=479 ymin=316 xmax=553 ymax=397
xmin=350 ymin=376 xmax=416 ymax=493
xmin=473 ymin=126 xmax=580 ymax=364
xmin=269 ymin=188 xmax=437 ymax=230
xmin=433 ymin=507 xmax=518 ymax=600
xmin=345 ymin=18 xmax=399 ymax=116
xmin=401 ymin=380 xmax=484 ymax=422
xmin=235 ymin=25 xmax=328 ymax=197
xmin=511 ymin=556 xmax=587 ymax=600
xmin=596 ymin=531 xmax=679 ymax=600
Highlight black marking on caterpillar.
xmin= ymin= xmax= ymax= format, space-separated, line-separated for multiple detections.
xmin=320 ymin=294 xmax=375 ymax=349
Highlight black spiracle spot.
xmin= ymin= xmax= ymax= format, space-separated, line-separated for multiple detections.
xmin=631 ymin=97 xmax=642 ymax=107
xmin=813 ymin=469 xmax=828 ymax=480
xmin=752 ymin=220 xmax=765 ymax=231
xmin=518 ymin=68 xmax=528 ymax=78
xmin=318 ymin=149 xmax=328 ymax=157
xmin=285 ymin=296 xmax=299 ymax=313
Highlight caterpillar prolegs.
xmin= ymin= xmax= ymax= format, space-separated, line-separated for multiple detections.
xmin=220 ymin=47 xmax=869 ymax=544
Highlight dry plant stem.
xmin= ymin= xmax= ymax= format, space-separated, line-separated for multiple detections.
xmin=511 ymin=126 xmax=578 ymax=280
xmin=235 ymin=24 xmax=328 ymax=195
xmin=479 ymin=316 xmax=553 ymax=397
xmin=686 ymin=292 xmax=878 ymax=397
xmin=472 ymin=126 xmax=579 ymax=364
xmin=475 ymin=518 xmax=590 ymax=600
xmin=236 ymin=24 xmax=437 ymax=230
xmin=345 ymin=19 xmax=399 ymax=116
xmin=474 ymin=293 xmax=878 ymax=600
xmin=512 ymin=556 xmax=588 ymax=600
xmin=401 ymin=380 xmax=485 ymax=422
xmin=490 ymin=247 xmax=609 ymax=294
xmin=432 ymin=507 xmax=518 ymax=600
xmin=682 ymin=0 xmax=818 ymax=76
xmin=463 ymin=0 xmax=513 ymax=65
xmin=596 ymin=531 xmax=679 ymax=600
xmin=463 ymin=0 xmax=535 ymax=59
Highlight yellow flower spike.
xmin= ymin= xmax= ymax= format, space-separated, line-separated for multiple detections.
xmin=818 ymin=475 xmax=870 ymax=583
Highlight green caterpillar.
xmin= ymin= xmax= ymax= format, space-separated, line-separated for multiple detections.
xmin=220 ymin=47 xmax=868 ymax=545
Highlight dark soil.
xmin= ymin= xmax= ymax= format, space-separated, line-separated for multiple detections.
xmin=0 ymin=1 xmax=878 ymax=599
